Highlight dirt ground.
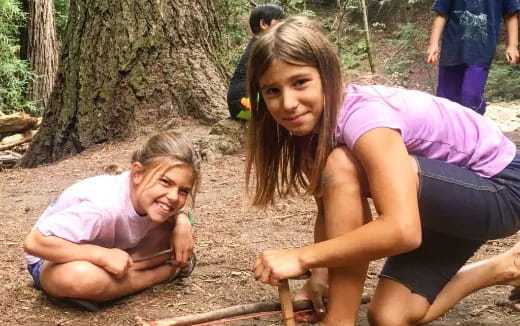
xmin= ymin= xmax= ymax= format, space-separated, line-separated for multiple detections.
xmin=1 ymin=112 xmax=520 ymax=326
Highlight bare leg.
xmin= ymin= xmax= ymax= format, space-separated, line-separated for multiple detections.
xmin=419 ymin=241 xmax=520 ymax=323
xmin=40 ymin=259 xmax=176 ymax=301
xmin=368 ymin=278 xmax=431 ymax=326
xmin=320 ymin=147 xmax=372 ymax=326
xmin=40 ymin=223 xmax=180 ymax=302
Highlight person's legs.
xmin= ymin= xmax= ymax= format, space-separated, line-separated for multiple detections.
xmin=368 ymin=154 xmax=520 ymax=325
xmin=319 ymin=147 xmax=378 ymax=325
xmin=39 ymin=224 xmax=179 ymax=302
xmin=460 ymin=65 xmax=489 ymax=115
xmin=40 ymin=259 xmax=175 ymax=302
xmin=419 ymin=241 xmax=520 ymax=323
xmin=369 ymin=230 xmax=484 ymax=326
xmin=420 ymin=153 xmax=520 ymax=321
xmin=436 ymin=65 xmax=464 ymax=104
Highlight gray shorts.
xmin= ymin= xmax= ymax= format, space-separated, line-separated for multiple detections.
xmin=381 ymin=153 xmax=520 ymax=303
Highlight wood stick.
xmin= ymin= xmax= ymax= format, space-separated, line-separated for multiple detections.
xmin=137 ymin=294 xmax=371 ymax=326
xmin=133 ymin=248 xmax=173 ymax=263
xmin=278 ymin=279 xmax=295 ymax=326
xmin=132 ymin=248 xmax=173 ymax=263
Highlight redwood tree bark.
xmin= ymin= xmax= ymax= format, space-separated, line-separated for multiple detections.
xmin=21 ymin=0 xmax=227 ymax=167
xmin=27 ymin=0 xmax=59 ymax=112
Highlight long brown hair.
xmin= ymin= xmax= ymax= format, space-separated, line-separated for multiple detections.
xmin=246 ymin=16 xmax=343 ymax=207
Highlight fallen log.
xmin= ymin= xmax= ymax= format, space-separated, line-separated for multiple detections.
xmin=0 ymin=113 xmax=39 ymax=134
xmin=0 ymin=133 xmax=34 ymax=151
xmin=136 ymin=294 xmax=370 ymax=326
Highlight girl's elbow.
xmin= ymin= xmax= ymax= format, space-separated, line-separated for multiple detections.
xmin=396 ymin=224 xmax=422 ymax=252
xmin=403 ymin=231 xmax=422 ymax=251
xmin=23 ymin=236 xmax=36 ymax=255
xmin=23 ymin=230 xmax=42 ymax=255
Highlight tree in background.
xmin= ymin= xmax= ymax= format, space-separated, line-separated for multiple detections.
xmin=26 ymin=0 xmax=59 ymax=112
xmin=0 ymin=0 xmax=36 ymax=114
xmin=21 ymin=0 xmax=228 ymax=167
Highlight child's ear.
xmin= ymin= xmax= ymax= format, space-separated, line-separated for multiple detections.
xmin=259 ymin=19 xmax=270 ymax=31
xmin=130 ymin=162 xmax=145 ymax=185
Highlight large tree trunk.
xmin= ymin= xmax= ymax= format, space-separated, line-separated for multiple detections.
xmin=27 ymin=0 xmax=59 ymax=112
xmin=21 ymin=0 xmax=227 ymax=168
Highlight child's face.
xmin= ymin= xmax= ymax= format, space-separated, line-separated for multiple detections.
xmin=131 ymin=163 xmax=194 ymax=223
xmin=259 ymin=60 xmax=324 ymax=136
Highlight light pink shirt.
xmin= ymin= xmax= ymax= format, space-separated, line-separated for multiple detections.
xmin=335 ymin=84 xmax=516 ymax=177
xmin=25 ymin=172 xmax=160 ymax=264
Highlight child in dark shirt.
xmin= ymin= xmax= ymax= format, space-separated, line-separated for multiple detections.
xmin=427 ymin=0 xmax=520 ymax=115
xmin=226 ymin=3 xmax=284 ymax=120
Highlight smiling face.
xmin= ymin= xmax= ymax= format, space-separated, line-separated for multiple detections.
xmin=259 ymin=60 xmax=324 ymax=136
xmin=130 ymin=162 xmax=194 ymax=223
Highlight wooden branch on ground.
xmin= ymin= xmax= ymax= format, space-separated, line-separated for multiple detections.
xmin=0 ymin=133 xmax=34 ymax=151
xmin=136 ymin=294 xmax=370 ymax=326
xmin=0 ymin=113 xmax=39 ymax=134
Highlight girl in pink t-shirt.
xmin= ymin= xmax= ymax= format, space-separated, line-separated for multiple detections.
xmin=246 ymin=16 xmax=520 ymax=325
xmin=24 ymin=131 xmax=200 ymax=310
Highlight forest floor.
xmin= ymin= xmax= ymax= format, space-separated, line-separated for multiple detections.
xmin=1 ymin=103 xmax=520 ymax=326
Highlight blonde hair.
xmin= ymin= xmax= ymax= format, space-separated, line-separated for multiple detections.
xmin=246 ymin=16 xmax=344 ymax=207
xmin=132 ymin=131 xmax=201 ymax=203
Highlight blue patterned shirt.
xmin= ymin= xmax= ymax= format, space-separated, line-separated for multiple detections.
xmin=433 ymin=0 xmax=520 ymax=67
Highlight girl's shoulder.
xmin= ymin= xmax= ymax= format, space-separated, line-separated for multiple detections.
xmin=61 ymin=172 xmax=130 ymax=206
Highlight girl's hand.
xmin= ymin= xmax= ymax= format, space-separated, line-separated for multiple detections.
xmin=171 ymin=214 xmax=194 ymax=268
xmin=294 ymin=269 xmax=329 ymax=323
xmin=253 ymin=248 xmax=307 ymax=286
xmin=426 ymin=44 xmax=439 ymax=64
xmin=101 ymin=248 xmax=133 ymax=278
xmin=505 ymin=46 xmax=519 ymax=64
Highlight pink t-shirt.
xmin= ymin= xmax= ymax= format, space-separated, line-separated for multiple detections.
xmin=335 ymin=84 xmax=516 ymax=177
xmin=25 ymin=172 xmax=160 ymax=264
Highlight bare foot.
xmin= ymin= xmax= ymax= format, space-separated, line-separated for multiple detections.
xmin=494 ymin=242 xmax=520 ymax=311
xmin=509 ymin=287 xmax=520 ymax=312
xmin=494 ymin=241 xmax=520 ymax=286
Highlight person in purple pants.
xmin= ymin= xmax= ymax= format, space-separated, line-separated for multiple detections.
xmin=427 ymin=0 xmax=520 ymax=115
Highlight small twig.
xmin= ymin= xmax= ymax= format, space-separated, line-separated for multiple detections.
xmin=133 ymin=248 xmax=173 ymax=263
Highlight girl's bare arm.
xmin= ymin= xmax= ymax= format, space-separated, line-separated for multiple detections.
xmin=427 ymin=13 xmax=447 ymax=64
xmin=298 ymin=127 xmax=421 ymax=269
xmin=504 ymin=13 xmax=519 ymax=64
xmin=24 ymin=228 xmax=132 ymax=276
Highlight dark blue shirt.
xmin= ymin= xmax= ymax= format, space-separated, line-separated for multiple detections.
xmin=227 ymin=38 xmax=256 ymax=103
xmin=433 ymin=0 xmax=520 ymax=67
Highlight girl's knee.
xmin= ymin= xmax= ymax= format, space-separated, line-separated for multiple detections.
xmin=367 ymin=304 xmax=403 ymax=326
xmin=325 ymin=147 xmax=358 ymax=173
xmin=42 ymin=261 xmax=108 ymax=298
xmin=323 ymin=147 xmax=367 ymax=191
xmin=367 ymin=303 xmax=423 ymax=326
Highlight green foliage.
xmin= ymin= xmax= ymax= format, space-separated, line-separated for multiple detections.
xmin=486 ymin=65 xmax=520 ymax=102
xmin=54 ymin=0 xmax=69 ymax=38
xmin=0 ymin=0 xmax=37 ymax=114
xmin=283 ymin=0 xmax=315 ymax=16
xmin=382 ymin=23 xmax=433 ymax=88
xmin=217 ymin=0 xmax=250 ymax=76
xmin=0 ymin=0 xmax=24 ymax=36
xmin=336 ymin=31 xmax=368 ymax=70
